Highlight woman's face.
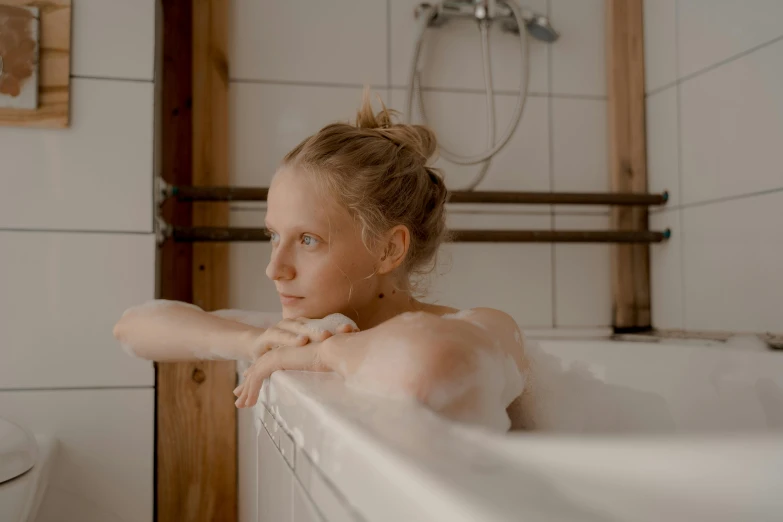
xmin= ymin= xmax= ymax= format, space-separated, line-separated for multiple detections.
xmin=265 ymin=166 xmax=381 ymax=319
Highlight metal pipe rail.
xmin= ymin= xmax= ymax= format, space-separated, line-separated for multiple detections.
xmin=158 ymin=180 xmax=669 ymax=207
xmin=160 ymin=225 xmax=671 ymax=244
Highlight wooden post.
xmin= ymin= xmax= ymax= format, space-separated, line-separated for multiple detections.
xmin=606 ymin=0 xmax=651 ymax=331
xmin=157 ymin=0 xmax=235 ymax=521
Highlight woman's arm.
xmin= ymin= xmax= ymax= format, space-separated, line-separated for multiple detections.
xmin=235 ymin=309 xmax=529 ymax=431
xmin=112 ymin=300 xmax=302 ymax=362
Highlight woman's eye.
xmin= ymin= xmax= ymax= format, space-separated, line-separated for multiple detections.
xmin=265 ymin=230 xmax=278 ymax=242
xmin=302 ymin=235 xmax=318 ymax=246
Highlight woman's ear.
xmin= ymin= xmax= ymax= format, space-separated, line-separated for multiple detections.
xmin=377 ymin=225 xmax=410 ymax=275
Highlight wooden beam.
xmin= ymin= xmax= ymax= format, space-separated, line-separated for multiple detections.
xmin=157 ymin=1 xmax=235 ymax=521
xmin=606 ymin=0 xmax=651 ymax=331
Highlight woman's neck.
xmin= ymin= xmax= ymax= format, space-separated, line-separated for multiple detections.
xmin=345 ymin=285 xmax=458 ymax=331
xmin=348 ymin=290 xmax=422 ymax=331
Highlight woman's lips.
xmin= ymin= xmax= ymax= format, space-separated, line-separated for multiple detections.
xmin=279 ymin=294 xmax=303 ymax=305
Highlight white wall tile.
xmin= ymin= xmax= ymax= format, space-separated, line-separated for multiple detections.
xmin=0 ymin=231 xmax=155 ymax=389
xmin=551 ymin=0 xmax=606 ymax=97
xmin=646 ymin=86 xmax=679 ymax=208
xmin=258 ymin=424 xmax=294 ymax=522
xmin=230 ymin=83 xmax=388 ymax=187
xmin=650 ymin=210 xmax=684 ymax=330
xmin=71 ymin=0 xmax=156 ymax=80
xmin=0 ymin=388 xmax=153 ymax=522
xmin=680 ymin=40 xmax=783 ymax=204
xmin=677 ymin=0 xmax=783 ymax=79
xmin=682 ymin=192 xmax=783 ymax=333
xmin=389 ymin=0 xmax=549 ymax=93
xmin=431 ymin=214 xmax=553 ymax=328
xmin=0 ymin=78 xmax=154 ymax=232
xmin=552 ymin=98 xmax=608 ymax=213
xmin=230 ymin=0 xmax=387 ymax=85
xmin=553 ymin=214 xmax=611 ymax=327
xmin=390 ymin=88 xmax=550 ymax=193
xmin=643 ymin=0 xmax=677 ymax=93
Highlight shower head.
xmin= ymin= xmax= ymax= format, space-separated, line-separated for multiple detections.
xmin=525 ymin=14 xmax=559 ymax=42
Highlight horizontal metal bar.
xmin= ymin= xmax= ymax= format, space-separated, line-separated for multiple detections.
xmin=166 ymin=226 xmax=671 ymax=244
xmin=163 ymin=184 xmax=669 ymax=206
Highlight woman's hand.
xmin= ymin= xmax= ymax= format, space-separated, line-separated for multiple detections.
xmin=234 ymin=342 xmax=324 ymax=408
xmin=236 ymin=318 xmax=360 ymax=407
xmin=246 ymin=318 xmax=358 ymax=360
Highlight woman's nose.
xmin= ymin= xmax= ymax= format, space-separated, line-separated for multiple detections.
xmin=266 ymin=249 xmax=295 ymax=281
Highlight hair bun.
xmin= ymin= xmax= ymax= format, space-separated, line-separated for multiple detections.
xmin=354 ymin=88 xmax=439 ymax=164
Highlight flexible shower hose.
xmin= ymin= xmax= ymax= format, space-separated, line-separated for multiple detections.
xmin=406 ymin=0 xmax=531 ymax=190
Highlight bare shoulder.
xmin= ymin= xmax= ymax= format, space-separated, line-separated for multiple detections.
xmin=448 ymin=307 xmax=522 ymax=338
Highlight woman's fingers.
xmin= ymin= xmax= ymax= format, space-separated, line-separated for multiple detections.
xmin=236 ymin=344 xmax=321 ymax=408
xmin=336 ymin=323 xmax=359 ymax=334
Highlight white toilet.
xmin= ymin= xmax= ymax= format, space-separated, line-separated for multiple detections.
xmin=0 ymin=417 xmax=57 ymax=522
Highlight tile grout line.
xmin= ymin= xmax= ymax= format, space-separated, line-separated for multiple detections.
xmin=649 ymin=186 xmax=783 ymax=214
xmin=646 ymin=33 xmax=783 ymax=97
xmin=387 ymin=0 xmax=392 ymax=92
xmin=676 ymin=33 xmax=783 ymax=86
xmin=0 ymin=228 xmax=155 ymax=235
xmin=674 ymin=0 xmax=687 ymax=330
xmin=71 ymin=74 xmax=153 ymax=83
xmin=228 ymin=77 xmax=605 ymax=100
xmin=0 ymin=385 xmax=154 ymax=392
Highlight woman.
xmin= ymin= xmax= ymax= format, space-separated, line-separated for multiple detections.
xmin=114 ymin=92 xmax=534 ymax=431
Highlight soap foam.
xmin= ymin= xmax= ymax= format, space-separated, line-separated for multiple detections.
xmin=300 ymin=313 xmax=358 ymax=336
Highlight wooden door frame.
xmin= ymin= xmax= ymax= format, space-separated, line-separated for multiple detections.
xmin=606 ymin=0 xmax=651 ymax=332
xmin=157 ymin=1 xmax=234 ymax=521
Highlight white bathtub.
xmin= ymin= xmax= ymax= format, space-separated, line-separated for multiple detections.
xmin=240 ymin=337 xmax=783 ymax=522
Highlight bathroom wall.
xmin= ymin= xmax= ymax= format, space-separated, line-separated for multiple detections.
xmin=0 ymin=2 xmax=157 ymax=521
xmin=645 ymin=0 xmax=783 ymax=334
xmin=227 ymin=0 xmax=612 ymax=331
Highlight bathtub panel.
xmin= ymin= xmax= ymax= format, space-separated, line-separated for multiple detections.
xmin=0 ymin=388 xmax=153 ymax=522
xmin=258 ymin=419 xmax=293 ymax=522
xmin=0 ymin=231 xmax=155 ymax=389
xmin=238 ymin=406 xmax=258 ymax=522
xmin=293 ymin=481 xmax=324 ymax=522
xmin=245 ymin=358 xmax=783 ymax=522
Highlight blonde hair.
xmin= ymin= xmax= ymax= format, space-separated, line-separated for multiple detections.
xmin=281 ymin=90 xmax=451 ymax=296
